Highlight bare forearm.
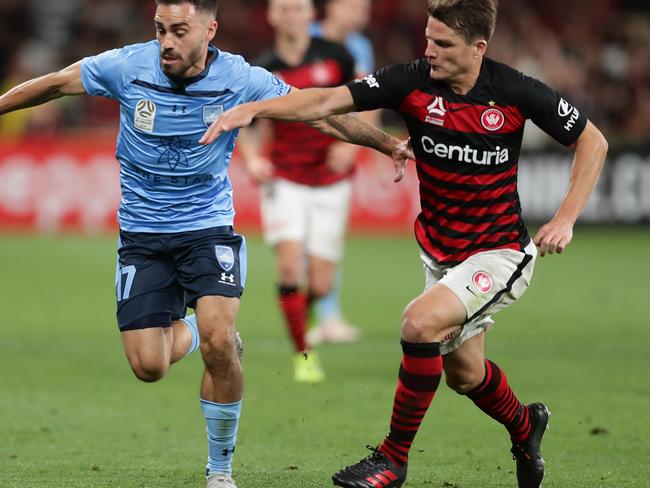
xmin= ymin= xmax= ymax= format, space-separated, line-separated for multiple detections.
xmin=1 ymin=78 xmax=53 ymax=115
xmin=0 ymin=63 xmax=84 ymax=116
xmin=1 ymin=75 xmax=65 ymax=115
xmin=322 ymin=113 xmax=397 ymax=156
xmin=201 ymin=85 xmax=362 ymax=146
xmin=254 ymin=86 xmax=354 ymax=122
xmin=555 ymin=123 xmax=608 ymax=223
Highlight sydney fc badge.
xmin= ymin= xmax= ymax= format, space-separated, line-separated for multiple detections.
xmin=203 ymin=105 xmax=224 ymax=127
xmin=215 ymin=245 xmax=235 ymax=271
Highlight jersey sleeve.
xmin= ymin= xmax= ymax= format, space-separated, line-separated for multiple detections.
xmin=244 ymin=65 xmax=291 ymax=102
xmin=80 ymin=48 xmax=129 ymax=99
xmin=514 ymin=73 xmax=587 ymax=146
xmin=346 ymin=63 xmax=416 ymax=111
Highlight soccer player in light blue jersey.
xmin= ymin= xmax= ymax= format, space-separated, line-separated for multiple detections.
xmin=0 ymin=1 xmax=412 ymax=487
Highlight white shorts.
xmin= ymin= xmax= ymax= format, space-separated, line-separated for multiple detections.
xmin=261 ymin=178 xmax=352 ymax=262
xmin=420 ymin=240 xmax=537 ymax=355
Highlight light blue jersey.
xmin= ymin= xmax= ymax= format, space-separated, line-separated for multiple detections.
xmin=309 ymin=23 xmax=375 ymax=75
xmin=80 ymin=41 xmax=290 ymax=233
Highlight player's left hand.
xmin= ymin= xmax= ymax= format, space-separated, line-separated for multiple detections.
xmin=533 ymin=217 xmax=574 ymax=257
xmin=392 ymin=138 xmax=414 ymax=182
xmin=199 ymin=104 xmax=256 ymax=145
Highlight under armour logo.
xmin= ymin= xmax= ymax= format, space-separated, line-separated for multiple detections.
xmin=220 ymin=272 xmax=235 ymax=283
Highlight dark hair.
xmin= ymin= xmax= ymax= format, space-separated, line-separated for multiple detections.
xmin=155 ymin=0 xmax=219 ymax=18
xmin=427 ymin=0 xmax=497 ymax=43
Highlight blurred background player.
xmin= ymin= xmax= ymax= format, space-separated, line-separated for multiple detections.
xmin=306 ymin=0 xmax=374 ymax=344
xmin=237 ymin=0 xmax=357 ymax=382
xmin=310 ymin=0 xmax=374 ymax=77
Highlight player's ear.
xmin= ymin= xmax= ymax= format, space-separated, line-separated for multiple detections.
xmin=207 ymin=19 xmax=218 ymax=41
xmin=474 ymin=39 xmax=488 ymax=58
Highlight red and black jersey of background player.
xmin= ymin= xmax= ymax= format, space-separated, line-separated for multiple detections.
xmin=255 ymin=38 xmax=355 ymax=186
xmin=253 ymin=38 xmax=355 ymax=186
xmin=347 ymin=57 xmax=588 ymax=265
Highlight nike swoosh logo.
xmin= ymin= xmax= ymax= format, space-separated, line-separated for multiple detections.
xmin=465 ymin=285 xmax=477 ymax=296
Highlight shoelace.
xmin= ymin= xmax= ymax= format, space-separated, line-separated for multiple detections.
xmin=511 ymin=444 xmax=531 ymax=461
xmin=343 ymin=445 xmax=390 ymax=477
xmin=365 ymin=445 xmax=388 ymax=463
xmin=365 ymin=444 xmax=380 ymax=454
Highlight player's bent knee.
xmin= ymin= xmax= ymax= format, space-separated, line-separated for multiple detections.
xmin=445 ymin=370 xmax=484 ymax=394
xmin=401 ymin=301 xmax=445 ymax=342
xmin=128 ymin=356 xmax=168 ymax=383
xmin=200 ymin=328 xmax=237 ymax=359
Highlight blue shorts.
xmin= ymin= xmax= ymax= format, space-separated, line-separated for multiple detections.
xmin=115 ymin=226 xmax=247 ymax=331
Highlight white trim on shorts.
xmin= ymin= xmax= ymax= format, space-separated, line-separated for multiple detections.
xmin=420 ymin=239 xmax=538 ymax=355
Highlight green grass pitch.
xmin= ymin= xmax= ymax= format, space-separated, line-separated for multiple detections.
xmin=1 ymin=228 xmax=649 ymax=487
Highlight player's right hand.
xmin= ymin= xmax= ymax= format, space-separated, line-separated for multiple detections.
xmin=200 ymin=104 xmax=257 ymax=145
xmin=392 ymin=138 xmax=414 ymax=182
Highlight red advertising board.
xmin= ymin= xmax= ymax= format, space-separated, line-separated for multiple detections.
xmin=0 ymin=137 xmax=420 ymax=233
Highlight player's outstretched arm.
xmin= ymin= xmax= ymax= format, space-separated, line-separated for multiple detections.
xmin=0 ymin=61 xmax=86 ymax=116
xmin=201 ymin=86 xmax=414 ymax=181
xmin=533 ymin=120 xmax=608 ymax=256
xmin=200 ymin=86 xmax=355 ymax=145
xmin=313 ymin=115 xmax=413 ymax=182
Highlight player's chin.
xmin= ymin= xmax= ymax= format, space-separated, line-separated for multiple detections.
xmin=429 ymin=66 xmax=447 ymax=80
xmin=160 ymin=60 xmax=184 ymax=77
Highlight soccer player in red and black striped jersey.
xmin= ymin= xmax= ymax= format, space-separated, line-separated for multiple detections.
xmin=202 ymin=0 xmax=608 ymax=486
xmin=236 ymin=0 xmax=357 ymax=383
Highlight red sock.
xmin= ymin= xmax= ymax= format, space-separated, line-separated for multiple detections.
xmin=379 ymin=340 xmax=442 ymax=466
xmin=466 ymin=359 xmax=531 ymax=443
xmin=278 ymin=285 xmax=308 ymax=353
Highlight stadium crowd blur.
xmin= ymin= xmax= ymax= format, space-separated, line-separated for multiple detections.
xmin=0 ymin=0 xmax=648 ymax=148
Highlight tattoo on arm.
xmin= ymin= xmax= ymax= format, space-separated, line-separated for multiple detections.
xmin=322 ymin=114 xmax=393 ymax=155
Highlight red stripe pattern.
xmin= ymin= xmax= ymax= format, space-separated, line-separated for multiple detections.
xmin=379 ymin=341 xmax=442 ymax=466
xmin=271 ymin=59 xmax=351 ymax=186
xmin=466 ymin=359 xmax=531 ymax=443
xmin=366 ymin=476 xmax=382 ymax=487
xmin=364 ymin=469 xmax=399 ymax=488
xmin=396 ymin=89 xmax=529 ymax=264
xmin=399 ymin=89 xmax=526 ymax=135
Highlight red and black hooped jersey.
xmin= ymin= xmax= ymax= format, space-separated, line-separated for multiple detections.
xmin=347 ymin=57 xmax=588 ymax=265
xmin=255 ymin=38 xmax=355 ymax=186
